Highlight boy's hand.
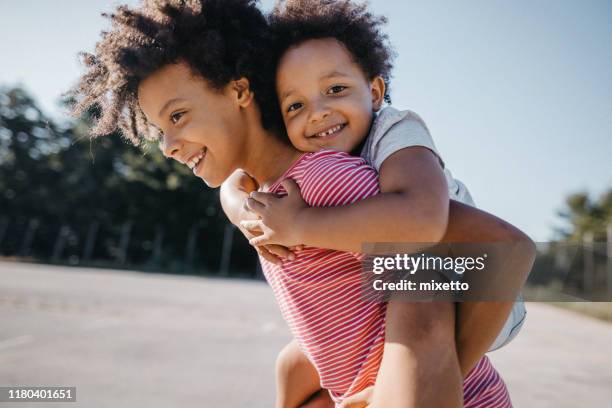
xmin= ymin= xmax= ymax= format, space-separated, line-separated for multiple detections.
xmin=237 ymin=192 xmax=296 ymax=265
xmin=246 ymin=229 xmax=296 ymax=265
xmin=241 ymin=179 xmax=307 ymax=248
xmin=338 ymin=386 xmax=373 ymax=408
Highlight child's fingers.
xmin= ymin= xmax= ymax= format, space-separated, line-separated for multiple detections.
xmin=241 ymin=199 xmax=257 ymax=216
xmin=280 ymin=178 xmax=300 ymax=196
xmin=266 ymin=244 xmax=295 ymax=261
xmin=249 ymin=191 xmax=274 ymax=205
xmin=249 ymin=235 xmax=269 ymax=247
xmin=288 ymin=244 xmax=304 ymax=251
xmin=240 ymin=220 xmax=263 ymax=233
xmin=337 ymin=386 xmax=373 ymax=408
xmin=255 ymin=245 xmax=282 ymax=265
xmin=245 ymin=197 xmax=266 ymax=214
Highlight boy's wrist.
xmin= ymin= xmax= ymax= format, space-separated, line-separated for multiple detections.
xmin=293 ymin=206 xmax=314 ymax=246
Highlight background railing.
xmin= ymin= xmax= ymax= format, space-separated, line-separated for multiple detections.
xmin=0 ymin=214 xmax=259 ymax=278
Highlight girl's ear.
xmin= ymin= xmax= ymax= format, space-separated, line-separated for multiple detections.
xmin=370 ymin=76 xmax=386 ymax=112
xmin=231 ymin=77 xmax=254 ymax=108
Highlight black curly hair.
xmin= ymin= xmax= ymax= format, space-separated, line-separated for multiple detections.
xmin=68 ymin=0 xmax=281 ymax=146
xmin=269 ymin=0 xmax=395 ymax=104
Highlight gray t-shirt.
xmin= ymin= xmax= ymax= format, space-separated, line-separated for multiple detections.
xmin=360 ymin=106 xmax=475 ymax=206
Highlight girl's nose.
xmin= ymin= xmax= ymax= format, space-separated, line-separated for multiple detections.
xmin=160 ymin=134 xmax=183 ymax=159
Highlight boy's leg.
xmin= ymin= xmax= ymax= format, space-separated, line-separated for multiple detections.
xmin=370 ymin=200 xmax=534 ymax=407
xmin=488 ymin=298 xmax=527 ymax=351
xmin=441 ymin=200 xmax=535 ymax=376
xmin=455 ymin=301 xmax=514 ymax=375
xmin=275 ymin=339 xmax=332 ymax=408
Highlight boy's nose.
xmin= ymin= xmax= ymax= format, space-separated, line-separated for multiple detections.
xmin=308 ymin=104 xmax=331 ymax=124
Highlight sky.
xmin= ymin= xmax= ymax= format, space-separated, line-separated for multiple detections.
xmin=1 ymin=0 xmax=611 ymax=241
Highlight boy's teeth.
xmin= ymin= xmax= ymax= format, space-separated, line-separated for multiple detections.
xmin=317 ymin=124 xmax=343 ymax=137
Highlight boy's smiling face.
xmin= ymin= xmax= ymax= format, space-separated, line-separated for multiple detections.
xmin=138 ymin=62 xmax=251 ymax=188
xmin=276 ymin=38 xmax=385 ymax=153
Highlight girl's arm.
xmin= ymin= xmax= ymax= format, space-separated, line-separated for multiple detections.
xmin=220 ymin=169 xmax=258 ymax=227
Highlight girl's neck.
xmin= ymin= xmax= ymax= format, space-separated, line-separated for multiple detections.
xmin=243 ymin=129 xmax=303 ymax=190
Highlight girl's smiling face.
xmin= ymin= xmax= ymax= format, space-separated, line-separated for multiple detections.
xmin=276 ymin=38 xmax=385 ymax=153
xmin=137 ymin=62 xmax=252 ymax=188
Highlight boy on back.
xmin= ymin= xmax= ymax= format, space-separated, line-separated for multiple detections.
xmin=222 ymin=0 xmax=530 ymax=406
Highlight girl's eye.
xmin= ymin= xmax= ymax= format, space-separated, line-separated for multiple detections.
xmin=328 ymin=85 xmax=347 ymax=94
xmin=170 ymin=111 xmax=185 ymax=124
xmin=287 ymin=102 xmax=303 ymax=113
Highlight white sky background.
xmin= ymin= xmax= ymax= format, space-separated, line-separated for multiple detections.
xmin=1 ymin=0 xmax=611 ymax=241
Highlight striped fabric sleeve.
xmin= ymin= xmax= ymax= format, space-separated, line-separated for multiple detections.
xmin=300 ymin=150 xmax=380 ymax=208
xmin=298 ymin=150 xmax=380 ymax=259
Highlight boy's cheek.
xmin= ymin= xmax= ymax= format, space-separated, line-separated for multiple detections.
xmin=288 ymin=133 xmax=318 ymax=153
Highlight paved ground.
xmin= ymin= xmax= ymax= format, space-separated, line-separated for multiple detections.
xmin=1 ymin=261 xmax=611 ymax=407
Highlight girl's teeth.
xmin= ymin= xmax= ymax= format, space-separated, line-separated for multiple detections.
xmin=187 ymin=150 xmax=205 ymax=169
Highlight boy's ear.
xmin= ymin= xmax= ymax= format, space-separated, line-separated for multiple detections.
xmin=231 ymin=77 xmax=254 ymax=108
xmin=370 ymin=76 xmax=386 ymax=112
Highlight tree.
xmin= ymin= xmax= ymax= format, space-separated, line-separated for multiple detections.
xmin=557 ymin=190 xmax=612 ymax=242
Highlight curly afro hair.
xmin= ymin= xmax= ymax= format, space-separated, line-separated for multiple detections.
xmin=68 ymin=0 xmax=280 ymax=146
xmin=269 ymin=0 xmax=395 ymax=104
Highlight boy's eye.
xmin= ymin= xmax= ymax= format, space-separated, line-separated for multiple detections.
xmin=327 ymin=85 xmax=347 ymax=95
xmin=170 ymin=111 xmax=185 ymax=124
xmin=287 ymin=102 xmax=303 ymax=113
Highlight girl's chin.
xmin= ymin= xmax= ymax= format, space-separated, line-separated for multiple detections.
xmin=195 ymin=167 xmax=224 ymax=188
xmin=200 ymin=178 xmax=215 ymax=187
xmin=193 ymin=163 xmax=211 ymax=186
xmin=197 ymin=173 xmax=217 ymax=188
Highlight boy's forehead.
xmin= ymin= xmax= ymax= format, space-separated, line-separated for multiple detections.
xmin=277 ymin=38 xmax=366 ymax=90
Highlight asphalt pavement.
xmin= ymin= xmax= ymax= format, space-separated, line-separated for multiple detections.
xmin=1 ymin=261 xmax=611 ymax=407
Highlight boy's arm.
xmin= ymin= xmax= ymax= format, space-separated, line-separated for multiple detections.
xmin=245 ymin=148 xmax=535 ymax=377
xmin=246 ymin=147 xmax=449 ymax=252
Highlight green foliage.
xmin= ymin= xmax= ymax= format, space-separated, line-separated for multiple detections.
xmin=533 ymin=187 xmax=612 ymax=298
xmin=556 ymin=189 xmax=612 ymax=242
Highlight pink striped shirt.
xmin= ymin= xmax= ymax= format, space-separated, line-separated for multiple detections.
xmin=260 ymin=150 xmax=511 ymax=407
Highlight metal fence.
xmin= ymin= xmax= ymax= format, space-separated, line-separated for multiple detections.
xmin=0 ymin=215 xmax=260 ymax=278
